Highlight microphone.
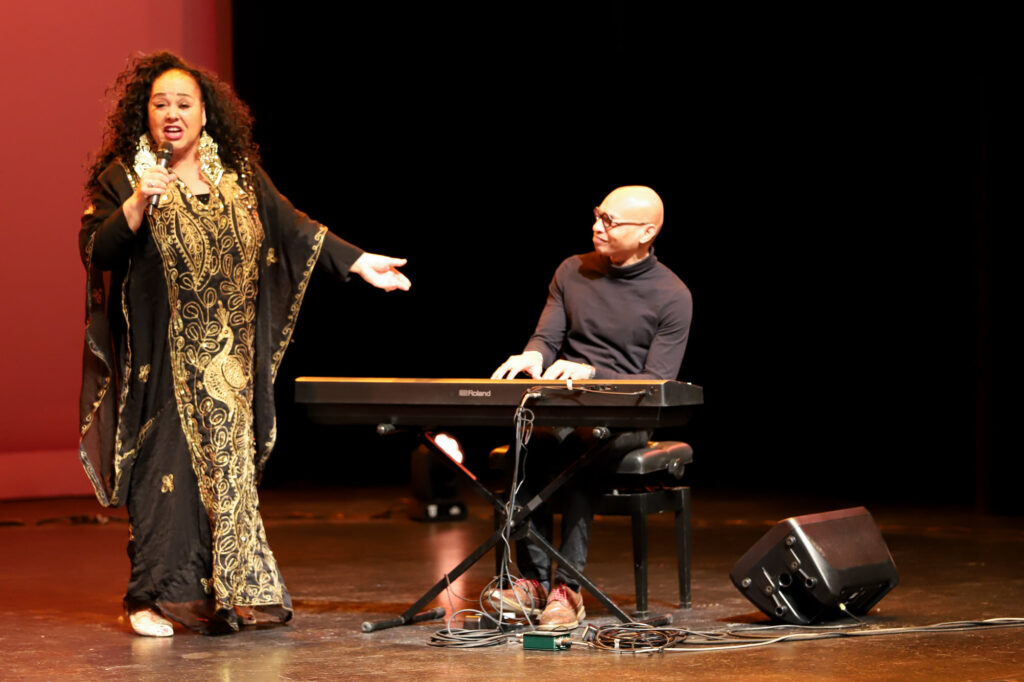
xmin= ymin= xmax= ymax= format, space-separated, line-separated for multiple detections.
xmin=147 ymin=142 xmax=174 ymax=216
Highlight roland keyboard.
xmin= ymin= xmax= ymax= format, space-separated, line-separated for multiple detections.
xmin=294 ymin=377 xmax=703 ymax=428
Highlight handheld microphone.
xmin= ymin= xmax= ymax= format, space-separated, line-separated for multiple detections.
xmin=147 ymin=142 xmax=174 ymax=216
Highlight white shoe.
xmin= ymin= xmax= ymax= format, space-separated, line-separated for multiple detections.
xmin=129 ymin=609 xmax=174 ymax=637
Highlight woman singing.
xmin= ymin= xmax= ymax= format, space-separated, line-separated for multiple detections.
xmin=79 ymin=51 xmax=410 ymax=637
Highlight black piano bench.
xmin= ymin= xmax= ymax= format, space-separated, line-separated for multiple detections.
xmin=597 ymin=441 xmax=693 ymax=614
xmin=489 ymin=440 xmax=693 ymax=616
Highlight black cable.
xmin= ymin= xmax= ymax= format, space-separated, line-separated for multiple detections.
xmin=579 ymin=618 xmax=1024 ymax=654
xmin=427 ymin=627 xmax=513 ymax=648
xmin=428 ymin=392 xmax=541 ymax=648
xmin=525 ymin=385 xmax=650 ymax=398
xmin=590 ymin=623 xmax=687 ymax=652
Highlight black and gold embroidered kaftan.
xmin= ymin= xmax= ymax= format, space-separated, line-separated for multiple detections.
xmin=78 ymin=137 xmax=362 ymax=633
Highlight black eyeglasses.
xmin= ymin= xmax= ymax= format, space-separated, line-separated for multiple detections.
xmin=593 ymin=207 xmax=653 ymax=230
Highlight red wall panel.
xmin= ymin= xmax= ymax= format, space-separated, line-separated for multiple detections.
xmin=0 ymin=0 xmax=230 ymax=499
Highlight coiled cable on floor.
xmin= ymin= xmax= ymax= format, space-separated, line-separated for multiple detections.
xmin=588 ymin=623 xmax=687 ymax=652
xmin=427 ymin=625 xmax=513 ymax=648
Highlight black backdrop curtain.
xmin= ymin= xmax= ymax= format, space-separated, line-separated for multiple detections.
xmin=232 ymin=6 xmax=1022 ymax=512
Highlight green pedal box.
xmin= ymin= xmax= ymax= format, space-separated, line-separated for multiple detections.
xmin=522 ymin=631 xmax=572 ymax=651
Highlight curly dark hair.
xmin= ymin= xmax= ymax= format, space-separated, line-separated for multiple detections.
xmin=85 ymin=51 xmax=259 ymax=197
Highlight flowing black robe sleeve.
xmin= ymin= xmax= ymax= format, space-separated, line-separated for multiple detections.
xmin=249 ymin=166 xmax=363 ymax=476
xmin=79 ymin=164 xmax=137 ymax=505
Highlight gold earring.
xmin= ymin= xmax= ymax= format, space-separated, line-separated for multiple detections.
xmin=199 ymin=129 xmax=217 ymax=163
xmin=197 ymin=129 xmax=225 ymax=186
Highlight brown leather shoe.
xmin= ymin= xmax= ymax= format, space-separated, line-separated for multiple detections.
xmin=538 ymin=584 xmax=585 ymax=630
xmin=489 ymin=578 xmax=547 ymax=617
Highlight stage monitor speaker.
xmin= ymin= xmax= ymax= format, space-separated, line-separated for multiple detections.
xmin=730 ymin=506 xmax=898 ymax=625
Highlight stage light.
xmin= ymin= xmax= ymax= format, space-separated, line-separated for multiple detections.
xmin=432 ymin=432 xmax=464 ymax=464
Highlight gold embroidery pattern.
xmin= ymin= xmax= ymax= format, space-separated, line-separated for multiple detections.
xmin=149 ymin=159 xmax=286 ymax=611
xmin=138 ymin=364 xmax=151 ymax=382
xmin=161 ymin=474 xmax=174 ymax=493
xmin=266 ymin=248 xmax=277 ymax=266
xmin=136 ymin=413 xmax=158 ymax=451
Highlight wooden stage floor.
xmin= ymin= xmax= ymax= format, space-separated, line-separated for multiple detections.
xmin=1 ymin=486 xmax=1022 ymax=680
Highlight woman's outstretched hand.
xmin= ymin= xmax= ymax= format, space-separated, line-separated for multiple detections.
xmin=350 ymin=253 xmax=411 ymax=292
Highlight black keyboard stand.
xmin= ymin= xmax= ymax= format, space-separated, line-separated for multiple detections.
xmin=360 ymin=427 xmax=632 ymax=632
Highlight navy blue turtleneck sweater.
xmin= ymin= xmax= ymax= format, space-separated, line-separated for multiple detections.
xmin=524 ymin=251 xmax=692 ymax=380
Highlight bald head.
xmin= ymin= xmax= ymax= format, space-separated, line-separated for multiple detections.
xmin=592 ymin=186 xmax=666 ymax=266
xmin=602 ymin=186 xmax=664 ymax=233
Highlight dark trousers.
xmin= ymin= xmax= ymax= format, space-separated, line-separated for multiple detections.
xmin=513 ymin=427 xmax=651 ymax=592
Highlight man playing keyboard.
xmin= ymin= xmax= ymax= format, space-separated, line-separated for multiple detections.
xmin=490 ymin=185 xmax=693 ymax=629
